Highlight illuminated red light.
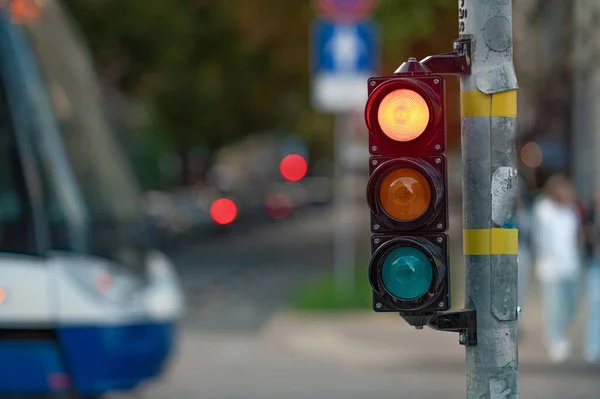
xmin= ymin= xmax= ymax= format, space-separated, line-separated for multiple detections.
xmin=280 ymin=154 xmax=308 ymax=182
xmin=210 ymin=198 xmax=238 ymax=225
xmin=377 ymin=89 xmax=430 ymax=142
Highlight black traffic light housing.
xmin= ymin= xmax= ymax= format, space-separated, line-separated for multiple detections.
xmin=366 ymin=59 xmax=450 ymax=321
xmin=363 ymin=44 xmax=477 ymax=346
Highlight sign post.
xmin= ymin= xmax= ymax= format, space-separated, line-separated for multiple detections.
xmin=311 ymin=0 xmax=379 ymax=295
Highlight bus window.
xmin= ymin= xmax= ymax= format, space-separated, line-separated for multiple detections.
xmin=0 ymin=82 xmax=37 ymax=255
xmin=15 ymin=0 xmax=148 ymax=274
xmin=21 ymin=2 xmax=141 ymax=223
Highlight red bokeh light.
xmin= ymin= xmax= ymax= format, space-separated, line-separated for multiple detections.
xmin=265 ymin=193 xmax=293 ymax=219
xmin=280 ymin=154 xmax=308 ymax=182
xmin=210 ymin=198 xmax=238 ymax=225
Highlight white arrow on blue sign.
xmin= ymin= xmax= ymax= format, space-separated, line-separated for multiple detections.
xmin=311 ymin=18 xmax=379 ymax=113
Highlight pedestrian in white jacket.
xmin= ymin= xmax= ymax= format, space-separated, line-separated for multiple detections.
xmin=532 ymin=174 xmax=581 ymax=363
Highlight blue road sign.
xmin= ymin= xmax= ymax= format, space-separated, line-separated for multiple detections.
xmin=310 ymin=18 xmax=379 ymax=112
xmin=311 ymin=18 xmax=379 ymax=75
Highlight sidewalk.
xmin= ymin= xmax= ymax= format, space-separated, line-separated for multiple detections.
xmin=262 ymin=282 xmax=594 ymax=371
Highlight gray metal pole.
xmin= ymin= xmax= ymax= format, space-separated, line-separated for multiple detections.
xmin=460 ymin=0 xmax=520 ymax=398
xmin=333 ymin=112 xmax=355 ymax=296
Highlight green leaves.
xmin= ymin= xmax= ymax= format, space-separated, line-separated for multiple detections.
xmin=64 ymin=0 xmax=456 ymax=157
xmin=375 ymin=0 xmax=457 ymax=72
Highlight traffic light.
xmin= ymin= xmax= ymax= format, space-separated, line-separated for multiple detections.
xmin=366 ymin=58 xmax=450 ymax=320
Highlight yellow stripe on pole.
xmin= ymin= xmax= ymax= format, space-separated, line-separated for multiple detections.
xmin=463 ymin=228 xmax=518 ymax=255
xmin=461 ymin=90 xmax=517 ymax=118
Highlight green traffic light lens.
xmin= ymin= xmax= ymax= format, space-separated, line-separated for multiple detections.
xmin=381 ymin=247 xmax=433 ymax=300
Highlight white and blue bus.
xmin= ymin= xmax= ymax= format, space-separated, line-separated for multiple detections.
xmin=0 ymin=1 xmax=184 ymax=397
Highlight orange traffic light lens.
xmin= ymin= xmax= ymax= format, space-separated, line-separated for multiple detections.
xmin=377 ymin=89 xmax=429 ymax=142
xmin=379 ymin=168 xmax=431 ymax=221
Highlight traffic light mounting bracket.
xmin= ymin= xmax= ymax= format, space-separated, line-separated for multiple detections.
xmin=398 ymin=309 xmax=477 ymax=346
xmin=419 ymin=37 xmax=472 ymax=75
xmin=428 ymin=310 xmax=477 ymax=346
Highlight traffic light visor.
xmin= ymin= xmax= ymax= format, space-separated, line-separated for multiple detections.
xmin=382 ymin=247 xmax=433 ymax=300
xmin=379 ymin=168 xmax=431 ymax=221
xmin=377 ymin=89 xmax=429 ymax=142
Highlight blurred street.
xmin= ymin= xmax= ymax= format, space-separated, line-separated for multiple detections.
xmin=114 ymin=204 xmax=600 ymax=399
xmin=170 ymin=202 xmax=370 ymax=332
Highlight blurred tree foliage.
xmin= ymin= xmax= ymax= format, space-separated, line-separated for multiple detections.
xmin=63 ymin=0 xmax=457 ymax=159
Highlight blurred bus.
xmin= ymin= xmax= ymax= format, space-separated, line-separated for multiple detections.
xmin=0 ymin=0 xmax=184 ymax=397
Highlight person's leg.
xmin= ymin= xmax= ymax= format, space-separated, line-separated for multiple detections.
xmin=585 ymin=260 xmax=600 ymax=362
xmin=566 ymin=276 xmax=580 ymax=325
xmin=540 ymin=279 xmax=571 ymax=362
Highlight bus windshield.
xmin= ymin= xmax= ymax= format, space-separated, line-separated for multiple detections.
xmin=18 ymin=0 xmax=141 ymax=223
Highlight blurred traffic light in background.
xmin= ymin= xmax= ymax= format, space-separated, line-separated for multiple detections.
xmin=280 ymin=154 xmax=308 ymax=182
xmin=366 ymin=58 xmax=450 ymax=318
xmin=210 ymin=198 xmax=238 ymax=225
